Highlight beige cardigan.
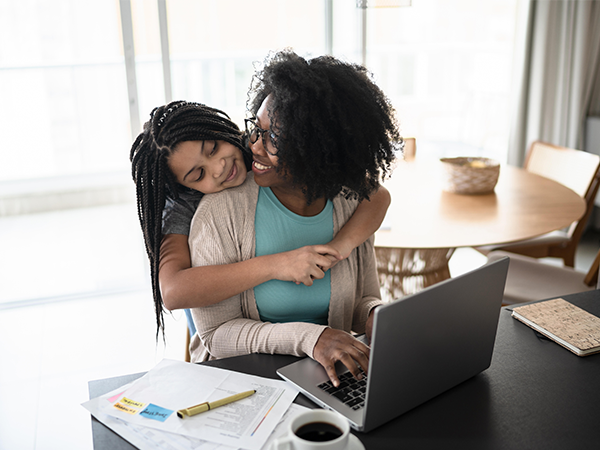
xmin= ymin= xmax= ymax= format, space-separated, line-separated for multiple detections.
xmin=188 ymin=173 xmax=383 ymax=363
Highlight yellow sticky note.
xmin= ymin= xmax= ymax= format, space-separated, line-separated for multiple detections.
xmin=121 ymin=397 xmax=146 ymax=409
xmin=114 ymin=402 xmax=140 ymax=415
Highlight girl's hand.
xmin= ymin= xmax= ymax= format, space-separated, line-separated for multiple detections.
xmin=274 ymin=245 xmax=342 ymax=286
xmin=313 ymin=328 xmax=370 ymax=387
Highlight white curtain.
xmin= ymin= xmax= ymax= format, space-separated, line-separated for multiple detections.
xmin=508 ymin=0 xmax=600 ymax=166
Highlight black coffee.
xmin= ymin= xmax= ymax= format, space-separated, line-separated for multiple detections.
xmin=295 ymin=421 xmax=343 ymax=442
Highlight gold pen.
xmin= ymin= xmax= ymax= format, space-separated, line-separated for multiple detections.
xmin=177 ymin=389 xmax=256 ymax=418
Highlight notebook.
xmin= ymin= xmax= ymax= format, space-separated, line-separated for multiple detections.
xmin=511 ymin=298 xmax=600 ymax=356
xmin=277 ymin=257 xmax=509 ymax=432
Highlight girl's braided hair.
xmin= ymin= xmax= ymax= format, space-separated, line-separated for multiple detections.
xmin=129 ymin=100 xmax=247 ymax=338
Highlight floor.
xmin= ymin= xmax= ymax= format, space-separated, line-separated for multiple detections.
xmin=0 ymin=203 xmax=598 ymax=450
xmin=0 ymin=204 xmax=188 ymax=450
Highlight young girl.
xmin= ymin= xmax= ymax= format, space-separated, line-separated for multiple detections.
xmin=130 ymin=101 xmax=391 ymax=337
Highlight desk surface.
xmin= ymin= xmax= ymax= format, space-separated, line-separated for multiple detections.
xmin=89 ymin=290 xmax=600 ymax=450
xmin=374 ymin=159 xmax=586 ymax=249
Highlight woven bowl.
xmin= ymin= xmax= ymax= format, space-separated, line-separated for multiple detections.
xmin=440 ymin=157 xmax=500 ymax=194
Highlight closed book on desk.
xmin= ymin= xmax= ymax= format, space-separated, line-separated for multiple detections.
xmin=512 ymin=298 xmax=600 ymax=356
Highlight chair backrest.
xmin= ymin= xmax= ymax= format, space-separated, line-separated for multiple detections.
xmin=487 ymin=249 xmax=598 ymax=305
xmin=525 ymin=141 xmax=600 ymax=198
xmin=403 ymin=137 xmax=416 ymax=161
xmin=524 ymin=141 xmax=600 ymax=237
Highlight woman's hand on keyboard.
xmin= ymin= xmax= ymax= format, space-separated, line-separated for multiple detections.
xmin=313 ymin=328 xmax=370 ymax=387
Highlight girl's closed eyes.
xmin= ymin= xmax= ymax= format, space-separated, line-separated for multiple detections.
xmin=168 ymin=139 xmax=247 ymax=195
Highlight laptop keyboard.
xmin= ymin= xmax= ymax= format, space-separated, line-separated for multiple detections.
xmin=317 ymin=370 xmax=367 ymax=410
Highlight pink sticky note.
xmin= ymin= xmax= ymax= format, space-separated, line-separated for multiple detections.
xmin=108 ymin=391 xmax=126 ymax=404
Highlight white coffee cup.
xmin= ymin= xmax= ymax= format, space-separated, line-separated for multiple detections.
xmin=272 ymin=409 xmax=350 ymax=450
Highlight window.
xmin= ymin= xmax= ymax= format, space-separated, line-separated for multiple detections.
xmin=0 ymin=0 xmax=518 ymax=306
xmin=164 ymin=0 xmax=326 ymax=125
xmin=1 ymin=0 xmax=517 ymax=187
xmin=334 ymin=0 xmax=518 ymax=162
xmin=0 ymin=0 xmax=130 ymax=182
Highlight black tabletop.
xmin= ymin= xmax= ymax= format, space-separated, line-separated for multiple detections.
xmin=89 ymin=290 xmax=600 ymax=450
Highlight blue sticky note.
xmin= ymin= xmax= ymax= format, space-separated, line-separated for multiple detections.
xmin=139 ymin=403 xmax=174 ymax=422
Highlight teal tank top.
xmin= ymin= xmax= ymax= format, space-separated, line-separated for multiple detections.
xmin=254 ymin=187 xmax=334 ymax=325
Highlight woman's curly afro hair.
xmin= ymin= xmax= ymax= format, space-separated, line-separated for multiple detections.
xmin=247 ymin=49 xmax=401 ymax=203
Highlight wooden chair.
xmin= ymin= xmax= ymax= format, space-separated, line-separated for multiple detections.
xmin=375 ymin=137 xmax=455 ymax=301
xmin=487 ymin=248 xmax=600 ymax=305
xmin=476 ymin=141 xmax=600 ymax=267
xmin=403 ymin=137 xmax=416 ymax=161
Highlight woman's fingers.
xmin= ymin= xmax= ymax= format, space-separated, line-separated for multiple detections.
xmin=320 ymin=359 xmax=341 ymax=388
xmin=313 ymin=328 xmax=370 ymax=387
xmin=346 ymin=345 xmax=370 ymax=376
xmin=337 ymin=350 xmax=366 ymax=382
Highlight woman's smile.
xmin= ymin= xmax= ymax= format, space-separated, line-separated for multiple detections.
xmin=249 ymin=94 xmax=284 ymax=189
xmin=253 ymin=160 xmax=275 ymax=172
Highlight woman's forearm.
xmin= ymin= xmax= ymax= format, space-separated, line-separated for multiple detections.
xmin=197 ymin=313 xmax=326 ymax=360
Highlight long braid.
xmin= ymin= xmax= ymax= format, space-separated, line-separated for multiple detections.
xmin=151 ymin=157 xmax=165 ymax=335
xmin=130 ymin=101 xmax=246 ymax=339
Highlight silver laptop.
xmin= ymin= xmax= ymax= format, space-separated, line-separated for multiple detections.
xmin=277 ymin=257 xmax=509 ymax=432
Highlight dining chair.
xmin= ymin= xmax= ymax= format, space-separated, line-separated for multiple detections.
xmin=375 ymin=137 xmax=455 ymax=301
xmin=476 ymin=141 xmax=600 ymax=267
xmin=487 ymin=249 xmax=600 ymax=305
xmin=403 ymin=137 xmax=416 ymax=161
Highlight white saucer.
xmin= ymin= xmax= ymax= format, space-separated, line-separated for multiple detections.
xmin=348 ymin=434 xmax=365 ymax=450
xmin=270 ymin=433 xmax=365 ymax=450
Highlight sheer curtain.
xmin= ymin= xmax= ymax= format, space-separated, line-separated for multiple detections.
xmin=508 ymin=0 xmax=600 ymax=165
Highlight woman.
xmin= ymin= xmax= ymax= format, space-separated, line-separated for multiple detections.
xmin=188 ymin=50 xmax=401 ymax=386
xmin=130 ymin=101 xmax=391 ymax=339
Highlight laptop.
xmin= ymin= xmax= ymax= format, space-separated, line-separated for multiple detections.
xmin=277 ymin=257 xmax=509 ymax=432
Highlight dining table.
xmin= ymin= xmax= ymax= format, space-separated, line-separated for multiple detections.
xmin=373 ymin=157 xmax=586 ymax=298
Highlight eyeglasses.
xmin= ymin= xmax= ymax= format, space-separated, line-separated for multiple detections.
xmin=245 ymin=117 xmax=278 ymax=156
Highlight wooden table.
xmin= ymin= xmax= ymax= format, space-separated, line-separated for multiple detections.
xmin=374 ymin=158 xmax=586 ymax=298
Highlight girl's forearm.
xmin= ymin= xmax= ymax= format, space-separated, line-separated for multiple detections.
xmin=157 ymin=185 xmax=392 ymax=311
xmin=159 ymin=234 xmax=338 ymax=310
xmin=160 ymin=254 xmax=281 ymax=311
xmin=329 ymin=186 xmax=390 ymax=258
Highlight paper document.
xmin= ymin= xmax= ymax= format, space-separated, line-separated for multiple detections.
xmin=83 ymin=379 xmax=308 ymax=450
xmin=87 ymin=359 xmax=298 ymax=450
